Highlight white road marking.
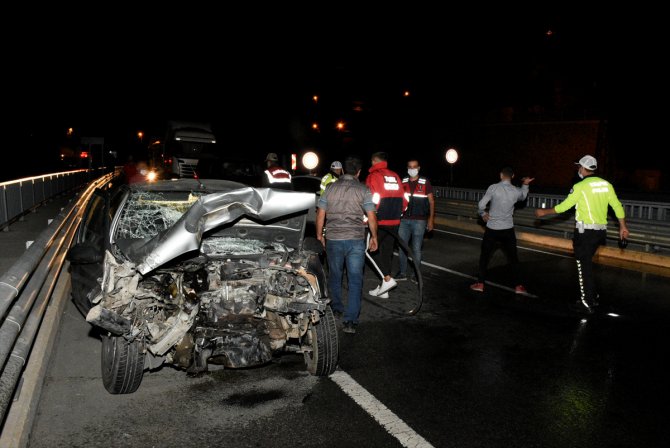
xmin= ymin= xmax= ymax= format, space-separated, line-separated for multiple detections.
xmin=393 ymin=246 xmax=540 ymax=298
xmin=432 ymin=228 xmax=573 ymax=258
xmin=330 ymin=369 xmax=435 ymax=448
xmin=419 ymin=259 xmax=539 ymax=298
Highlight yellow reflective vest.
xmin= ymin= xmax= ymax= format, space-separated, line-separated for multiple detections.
xmin=554 ymin=176 xmax=625 ymax=225
xmin=319 ymin=172 xmax=339 ymax=195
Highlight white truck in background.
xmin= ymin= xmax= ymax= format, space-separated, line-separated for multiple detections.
xmin=163 ymin=121 xmax=219 ymax=178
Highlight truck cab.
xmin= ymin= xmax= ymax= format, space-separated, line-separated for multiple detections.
xmin=165 ymin=121 xmax=219 ymax=178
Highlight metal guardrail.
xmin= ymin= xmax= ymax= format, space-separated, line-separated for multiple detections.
xmin=0 ymin=169 xmax=121 ymax=431
xmin=434 ymin=197 xmax=670 ymax=254
xmin=0 ymin=169 xmax=116 ymax=231
xmin=433 ymin=186 xmax=670 ymax=222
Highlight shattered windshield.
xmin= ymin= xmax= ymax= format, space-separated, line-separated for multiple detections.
xmin=115 ymin=190 xmax=205 ymax=239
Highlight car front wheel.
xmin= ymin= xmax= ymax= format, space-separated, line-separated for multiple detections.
xmin=101 ymin=334 xmax=145 ymax=394
xmin=304 ymin=306 xmax=339 ymax=375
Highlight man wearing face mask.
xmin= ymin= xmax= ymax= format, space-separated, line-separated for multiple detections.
xmin=535 ymin=155 xmax=629 ymax=315
xmin=396 ymin=159 xmax=435 ymax=282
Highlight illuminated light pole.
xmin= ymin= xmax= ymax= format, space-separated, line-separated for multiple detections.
xmin=446 ymin=148 xmax=459 ymax=186
xmin=302 ymin=151 xmax=319 ymax=175
xmin=137 ymin=131 xmax=143 ymax=143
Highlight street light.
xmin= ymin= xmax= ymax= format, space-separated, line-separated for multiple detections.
xmin=302 ymin=151 xmax=319 ymax=174
xmin=445 ymin=148 xmax=458 ymax=186
xmin=137 ymin=131 xmax=143 ymax=143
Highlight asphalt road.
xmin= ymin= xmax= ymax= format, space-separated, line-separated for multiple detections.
xmin=25 ymin=224 xmax=670 ymax=448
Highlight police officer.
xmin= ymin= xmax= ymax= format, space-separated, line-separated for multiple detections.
xmin=535 ymin=155 xmax=629 ymax=314
xmin=262 ymin=153 xmax=293 ymax=190
xmin=319 ymin=160 xmax=342 ymax=196
xmin=396 ymin=158 xmax=435 ymax=282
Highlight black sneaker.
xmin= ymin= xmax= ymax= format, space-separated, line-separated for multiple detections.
xmin=394 ymin=271 xmax=408 ymax=281
xmin=342 ymin=321 xmax=357 ymax=334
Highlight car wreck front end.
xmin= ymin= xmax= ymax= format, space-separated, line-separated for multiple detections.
xmin=85 ymin=183 xmax=337 ymax=394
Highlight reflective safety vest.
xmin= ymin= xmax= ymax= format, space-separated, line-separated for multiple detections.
xmin=263 ymin=165 xmax=293 ymax=190
xmin=554 ymin=175 xmax=625 ymax=225
xmin=402 ymin=176 xmax=432 ymax=219
xmin=366 ymin=161 xmax=407 ymax=226
xmin=319 ymin=172 xmax=339 ymax=195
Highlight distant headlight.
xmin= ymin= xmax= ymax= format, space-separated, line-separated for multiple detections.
xmin=146 ymin=171 xmax=158 ymax=182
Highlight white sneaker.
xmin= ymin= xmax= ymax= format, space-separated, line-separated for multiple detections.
xmin=377 ymin=278 xmax=397 ymax=295
xmin=368 ymin=285 xmax=389 ymax=298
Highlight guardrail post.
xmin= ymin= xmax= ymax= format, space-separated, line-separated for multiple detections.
xmin=2 ymin=187 xmax=7 ymax=232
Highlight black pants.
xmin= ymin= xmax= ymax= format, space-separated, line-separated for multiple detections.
xmin=372 ymin=225 xmax=399 ymax=277
xmin=478 ymin=227 xmax=520 ymax=285
xmin=573 ymin=229 xmax=606 ymax=306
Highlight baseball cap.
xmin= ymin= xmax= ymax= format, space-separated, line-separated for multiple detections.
xmin=330 ymin=161 xmax=342 ymax=170
xmin=575 ymin=155 xmax=597 ymax=170
xmin=265 ymin=152 xmax=278 ymax=162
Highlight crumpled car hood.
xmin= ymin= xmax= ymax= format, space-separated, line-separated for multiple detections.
xmin=124 ymin=187 xmax=315 ymax=274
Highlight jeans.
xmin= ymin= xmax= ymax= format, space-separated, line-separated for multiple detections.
xmin=398 ymin=219 xmax=427 ymax=276
xmin=326 ymin=239 xmax=366 ymax=324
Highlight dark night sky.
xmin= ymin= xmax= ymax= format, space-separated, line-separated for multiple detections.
xmin=4 ymin=9 xmax=665 ymax=191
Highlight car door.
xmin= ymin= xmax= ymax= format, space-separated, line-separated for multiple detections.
xmin=67 ymin=187 xmax=122 ymax=317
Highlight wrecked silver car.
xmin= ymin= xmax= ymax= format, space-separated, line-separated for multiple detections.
xmin=67 ymin=179 xmax=338 ymax=394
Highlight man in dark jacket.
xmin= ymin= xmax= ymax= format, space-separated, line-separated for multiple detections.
xmin=396 ymin=158 xmax=435 ymax=282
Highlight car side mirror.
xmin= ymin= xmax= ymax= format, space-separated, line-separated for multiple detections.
xmin=67 ymin=243 xmax=103 ymax=264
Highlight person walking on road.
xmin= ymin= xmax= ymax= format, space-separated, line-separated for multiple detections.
xmin=316 ymin=156 xmax=378 ymax=334
xmin=470 ymin=166 xmax=534 ymax=294
xmin=396 ymin=158 xmax=435 ymax=282
xmin=365 ymin=152 xmax=407 ymax=298
xmin=535 ymin=155 xmax=629 ymax=314
xmin=319 ymin=160 xmax=343 ymax=196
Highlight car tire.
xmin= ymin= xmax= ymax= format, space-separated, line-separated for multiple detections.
xmin=101 ymin=334 xmax=145 ymax=394
xmin=304 ymin=306 xmax=339 ymax=376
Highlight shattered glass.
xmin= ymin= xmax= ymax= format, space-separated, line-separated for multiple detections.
xmin=115 ymin=191 xmax=203 ymax=239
